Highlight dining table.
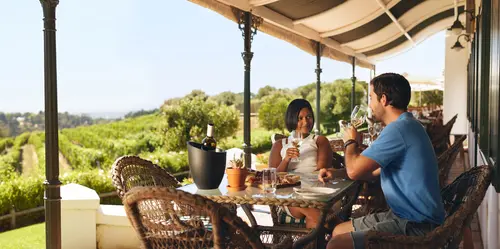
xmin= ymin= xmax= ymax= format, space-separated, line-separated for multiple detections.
xmin=178 ymin=171 xmax=359 ymax=248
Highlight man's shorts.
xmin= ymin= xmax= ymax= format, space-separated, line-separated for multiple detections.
xmin=350 ymin=210 xmax=439 ymax=249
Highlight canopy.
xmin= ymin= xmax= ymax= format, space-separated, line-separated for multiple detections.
xmin=189 ymin=0 xmax=465 ymax=69
xmin=403 ymin=72 xmax=444 ymax=91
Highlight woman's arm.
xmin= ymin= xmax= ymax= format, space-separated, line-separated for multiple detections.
xmin=268 ymin=138 xmax=296 ymax=172
xmin=316 ymin=135 xmax=333 ymax=171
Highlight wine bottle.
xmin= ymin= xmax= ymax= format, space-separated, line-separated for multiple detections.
xmin=202 ymin=123 xmax=217 ymax=151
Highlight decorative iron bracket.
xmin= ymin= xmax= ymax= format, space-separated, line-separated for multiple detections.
xmin=236 ymin=10 xmax=263 ymax=42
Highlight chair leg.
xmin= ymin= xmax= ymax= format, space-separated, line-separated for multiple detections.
xmin=462 ymin=227 xmax=474 ymax=249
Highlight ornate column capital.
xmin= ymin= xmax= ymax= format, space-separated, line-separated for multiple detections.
xmin=235 ymin=10 xmax=263 ymax=42
xmin=40 ymin=0 xmax=59 ymax=8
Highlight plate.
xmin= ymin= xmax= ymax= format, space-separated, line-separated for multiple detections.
xmin=293 ymin=187 xmax=338 ymax=200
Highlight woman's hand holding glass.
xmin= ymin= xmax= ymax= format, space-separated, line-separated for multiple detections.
xmin=290 ymin=132 xmax=303 ymax=162
xmin=285 ymin=146 xmax=300 ymax=161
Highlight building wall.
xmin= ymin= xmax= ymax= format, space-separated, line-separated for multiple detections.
xmin=444 ymin=29 xmax=469 ymax=135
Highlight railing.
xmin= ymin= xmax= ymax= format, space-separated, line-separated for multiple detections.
xmin=0 ymin=170 xmax=191 ymax=230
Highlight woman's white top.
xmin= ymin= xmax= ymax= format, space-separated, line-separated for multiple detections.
xmin=279 ymin=131 xmax=318 ymax=173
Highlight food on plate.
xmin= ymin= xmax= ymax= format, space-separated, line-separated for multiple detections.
xmin=244 ymin=171 xmax=301 ymax=188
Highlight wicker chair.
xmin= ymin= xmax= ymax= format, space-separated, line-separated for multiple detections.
xmin=437 ymin=135 xmax=466 ymax=188
xmin=428 ymin=114 xmax=458 ymax=156
xmin=123 ymin=186 xmax=292 ymax=249
xmin=271 ymin=133 xmax=288 ymax=144
xmin=365 ymin=165 xmax=492 ymax=249
xmin=351 ymin=179 xmax=389 ymax=219
xmin=111 ymin=155 xmax=181 ymax=199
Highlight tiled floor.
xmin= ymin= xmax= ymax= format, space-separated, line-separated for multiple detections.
xmin=446 ymin=149 xmax=483 ymax=249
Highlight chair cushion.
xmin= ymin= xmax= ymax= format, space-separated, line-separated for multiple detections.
xmin=278 ymin=209 xmax=306 ymax=225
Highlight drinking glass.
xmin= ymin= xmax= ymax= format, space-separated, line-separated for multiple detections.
xmin=374 ymin=123 xmax=383 ymax=137
xmin=290 ymin=132 xmax=303 ymax=163
xmin=368 ymin=126 xmax=376 ymax=143
xmin=362 ymin=133 xmax=372 ymax=146
xmin=262 ymin=168 xmax=277 ymax=194
xmin=350 ymin=105 xmax=366 ymax=128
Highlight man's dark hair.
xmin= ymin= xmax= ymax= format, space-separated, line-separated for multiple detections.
xmin=285 ymin=99 xmax=314 ymax=132
xmin=370 ymin=73 xmax=412 ymax=111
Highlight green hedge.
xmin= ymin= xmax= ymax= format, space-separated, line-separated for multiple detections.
xmin=0 ymin=170 xmax=118 ymax=231
xmin=218 ymin=129 xmax=275 ymax=154
xmin=0 ymin=133 xmax=31 ymax=182
xmin=139 ymin=151 xmax=189 ymax=173
xmin=0 ymin=138 xmax=14 ymax=153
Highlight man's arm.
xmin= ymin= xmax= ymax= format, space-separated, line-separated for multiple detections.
xmin=344 ymin=142 xmax=381 ymax=181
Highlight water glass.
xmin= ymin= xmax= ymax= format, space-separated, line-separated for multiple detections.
xmin=262 ymin=168 xmax=277 ymax=194
xmin=362 ymin=133 xmax=372 ymax=146
xmin=374 ymin=123 xmax=383 ymax=137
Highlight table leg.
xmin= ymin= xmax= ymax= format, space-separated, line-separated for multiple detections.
xmin=292 ymin=204 xmax=331 ymax=249
xmin=241 ymin=204 xmax=258 ymax=227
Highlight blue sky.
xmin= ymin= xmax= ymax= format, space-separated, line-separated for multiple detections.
xmin=0 ymin=1 xmax=445 ymax=113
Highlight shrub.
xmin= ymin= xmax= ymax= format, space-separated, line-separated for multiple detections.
xmin=258 ymin=92 xmax=297 ymax=132
xmin=161 ymin=96 xmax=239 ymax=151
xmin=0 ymin=138 xmax=13 ymax=153
xmin=139 ymin=151 xmax=189 ymax=173
xmin=0 ymin=170 xmax=120 ymax=231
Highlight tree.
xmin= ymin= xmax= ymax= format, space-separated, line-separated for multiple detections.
xmin=209 ymin=91 xmax=241 ymax=106
xmin=258 ymin=92 xmax=298 ymax=132
xmin=185 ymin=90 xmax=208 ymax=101
xmin=0 ymin=124 xmax=9 ymax=138
xmin=409 ymin=90 xmax=443 ymax=107
xmin=313 ymin=79 xmax=367 ymax=133
xmin=294 ymin=82 xmax=317 ymax=99
xmin=161 ymin=96 xmax=240 ymax=151
xmin=255 ymin=85 xmax=277 ymax=99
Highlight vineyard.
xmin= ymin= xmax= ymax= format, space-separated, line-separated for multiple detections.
xmin=0 ymin=112 xmax=276 ymax=231
xmin=0 ymin=113 xmax=180 ymax=183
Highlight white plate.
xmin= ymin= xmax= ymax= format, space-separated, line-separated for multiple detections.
xmin=293 ymin=187 xmax=338 ymax=199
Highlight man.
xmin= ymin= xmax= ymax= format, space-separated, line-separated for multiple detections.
xmin=319 ymin=73 xmax=445 ymax=249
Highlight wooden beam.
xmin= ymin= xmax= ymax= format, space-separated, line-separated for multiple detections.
xmin=249 ymin=0 xmax=280 ymax=6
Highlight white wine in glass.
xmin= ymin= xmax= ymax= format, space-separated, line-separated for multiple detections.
xmin=350 ymin=105 xmax=366 ymax=128
xmin=290 ymin=132 xmax=303 ymax=162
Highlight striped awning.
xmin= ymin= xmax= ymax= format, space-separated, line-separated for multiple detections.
xmin=188 ymin=0 xmax=466 ymax=69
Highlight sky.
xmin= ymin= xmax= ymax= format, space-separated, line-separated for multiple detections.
xmin=0 ymin=0 xmax=445 ymax=114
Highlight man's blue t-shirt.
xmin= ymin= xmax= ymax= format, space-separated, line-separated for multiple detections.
xmin=362 ymin=112 xmax=445 ymax=225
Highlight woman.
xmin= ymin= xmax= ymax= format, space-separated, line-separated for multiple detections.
xmin=268 ymin=99 xmax=333 ymax=228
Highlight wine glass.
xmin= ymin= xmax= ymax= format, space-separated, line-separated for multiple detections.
xmin=290 ymin=132 xmax=303 ymax=162
xmin=350 ymin=105 xmax=366 ymax=128
xmin=374 ymin=123 xmax=383 ymax=138
xmin=368 ymin=125 xmax=376 ymax=144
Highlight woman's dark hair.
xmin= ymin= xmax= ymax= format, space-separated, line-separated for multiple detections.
xmin=370 ymin=73 xmax=412 ymax=111
xmin=285 ymin=99 xmax=314 ymax=132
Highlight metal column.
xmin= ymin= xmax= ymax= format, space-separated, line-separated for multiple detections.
xmin=40 ymin=0 xmax=61 ymax=248
xmin=314 ymin=42 xmax=322 ymax=135
xmin=238 ymin=11 xmax=260 ymax=168
xmin=351 ymin=57 xmax=357 ymax=111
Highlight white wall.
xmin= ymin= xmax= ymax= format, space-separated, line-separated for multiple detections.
xmin=61 ymin=184 xmax=100 ymax=249
xmin=444 ymin=29 xmax=469 ymax=134
xmin=96 ymin=205 xmax=141 ymax=249
xmin=61 ymin=184 xmax=141 ymax=249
